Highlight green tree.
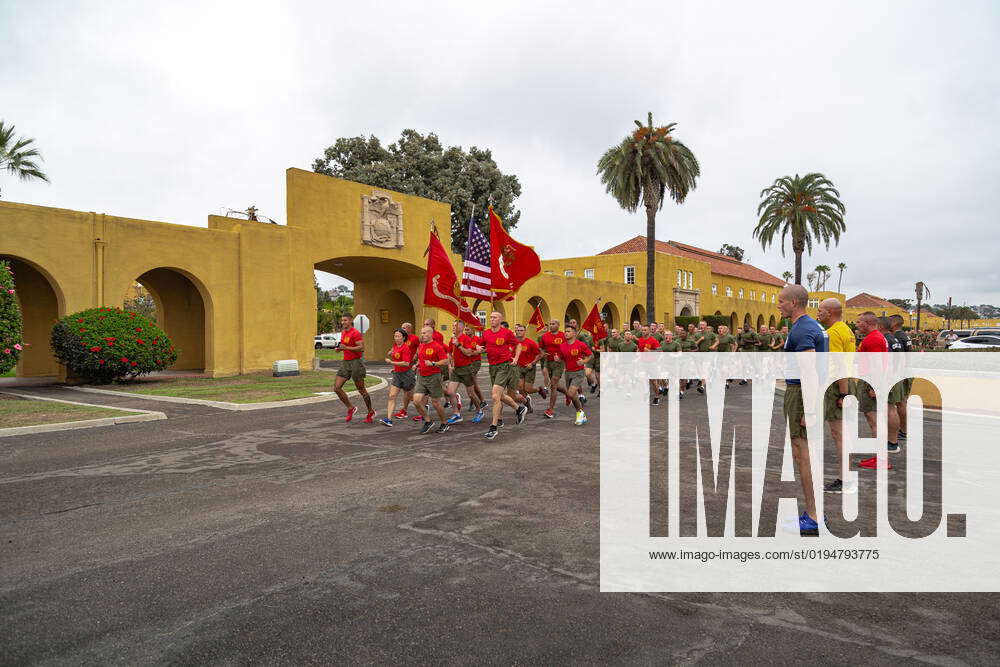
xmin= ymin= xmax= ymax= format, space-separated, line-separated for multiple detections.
xmin=782 ymin=271 xmax=793 ymax=283
xmin=0 ymin=121 xmax=50 ymax=197
xmin=313 ymin=130 xmax=521 ymax=253
xmin=0 ymin=260 xmax=24 ymax=374
xmin=753 ymin=173 xmax=846 ymax=284
xmin=837 ymin=262 xmax=847 ymax=293
xmin=718 ymin=243 xmax=744 ymax=261
xmin=597 ymin=113 xmax=700 ymax=324
xmin=888 ymin=298 xmax=913 ymax=311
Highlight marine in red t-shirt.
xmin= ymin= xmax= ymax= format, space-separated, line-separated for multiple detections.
xmin=416 ymin=340 xmax=449 ymax=376
xmin=560 ymin=339 xmax=592 ymax=372
xmin=340 ymin=327 xmax=364 ymax=360
xmin=516 ymin=335 xmax=540 ymax=368
xmin=637 ymin=336 xmax=659 ymax=352
xmin=539 ymin=329 xmax=566 ymax=361
xmin=388 ymin=342 xmax=413 ymax=372
xmin=485 ymin=326 xmax=519 ymax=366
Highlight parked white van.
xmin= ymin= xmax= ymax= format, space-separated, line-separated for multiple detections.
xmin=314 ymin=333 xmax=342 ymax=349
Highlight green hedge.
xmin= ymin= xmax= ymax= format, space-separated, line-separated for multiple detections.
xmin=51 ymin=307 xmax=178 ymax=383
xmin=0 ymin=260 xmax=24 ymax=374
xmin=675 ymin=314 xmax=740 ymax=330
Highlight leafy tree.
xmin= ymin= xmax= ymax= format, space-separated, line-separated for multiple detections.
xmin=888 ymin=298 xmax=913 ymax=311
xmin=313 ymin=129 xmax=521 ymax=253
xmin=837 ymin=262 xmax=847 ymax=293
xmin=753 ymin=173 xmax=846 ymax=284
xmin=718 ymin=243 xmax=744 ymax=261
xmin=782 ymin=271 xmax=793 ymax=283
xmin=0 ymin=121 xmax=50 ymax=197
xmin=597 ymin=112 xmax=700 ymax=325
xmin=0 ymin=260 xmax=24 ymax=374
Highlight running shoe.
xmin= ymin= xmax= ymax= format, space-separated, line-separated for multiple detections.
xmin=420 ymin=420 xmax=436 ymax=435
xmin=436 ymin=423 xmax=450 ymax=434
xmin=858 ymin=456 xmax=892 ymax=470
xmin=412 ymin=414 xmax=423 ymax=422
xmin=363 ymin=411 xmax=376 ymax=424
xmin=480 ymin=400 xmax=489 ymax=412
xmin=484 ymin=426 xmax=498 ymax=440
xmin=515 ymin=405 xmax=527 ymax=425
xmin=589 ymin=383 xmax=597 ymax=394
xmin=739 ymin=380 xmax=748 ymax=386
xmin=538 ymin=387 xmax=549 ymax=399
xmin=394 ymin=409 xmax=408 ymax=419
xmin=581 ymin=412 xmax=588 ymax=425
xmin=472 ymin=409 xmax=484 ymax=424
xmin=659 ymin=386 xmax=668 ymax=396
xmin=797 ymin=512 xmax=820 ymax=536
xmin=824 ymin=478 xmax=857 ymax=494
xmin=887 ymin=442 xmax=901 ymax=454
xmin=574 ymin=410 xmax=585 ymax=426
xmin=525 ymin=395 xmax=533 ymax=413
xmin=378 ymin=417 xmax=393 ymax=428
xmin=345 ymin=406 xmax=358 ymax=422
xmin=446 ymin=414 xmax=463 ymax=425
xmin=497 ymin=419 xmax=505 ymax=428
xmin=543 ymin=409 xmax=555 ymax=419
xmin=652 ymin=397 xmax=660 ymax=406
xmin=697 ymin=385 xmax=705 ymax=394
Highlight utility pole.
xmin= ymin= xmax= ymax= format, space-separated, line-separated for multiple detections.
xmin=946 ymin=296 xmax=952 ymax=331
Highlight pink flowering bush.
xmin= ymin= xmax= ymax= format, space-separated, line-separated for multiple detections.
xmin=51 ymin=307 xmax=178 ymax=383
xmin=0 ymin=260 xmax=24 ymax=374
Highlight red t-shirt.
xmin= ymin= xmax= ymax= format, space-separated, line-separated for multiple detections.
xmin=432 ymin=330 xmax=444 ymax=345
xmin=416 ymin=341 xmax=448 ymax=376
xmin=637 ymin=336 xmax=659 ymax=352
xmin=451 ymin=334 xmax=478 ymax=367
xmin=406 ymin=335 xmax=419 ymax=358
xmin=485 ymin=327 xmax=518 ymax=365
xmin=559 ymin=340 xmax=592 ymax=372
xmin=516 ymin=337 xmax=540 ymax=367
xmin=858 ymin=330 xmax=888 ymax=352
xmin=539 ymin=331 xmax=566 ymax=361
xmin=340 ymin=327 xmax=363 ymax=361
xmin=389 ymin=343 xmax=413 ymax=372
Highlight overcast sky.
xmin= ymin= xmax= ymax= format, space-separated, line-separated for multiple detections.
xmin=3 ymin=0 xmax=998 ymax=305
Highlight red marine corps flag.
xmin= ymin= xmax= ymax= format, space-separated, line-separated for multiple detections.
xmin=489 ymin=207 xmax=541 ymax=301
xmin=423 ymin=230 xmax=483 ymax=330
xmin=582 ymin=301 xmax=608 ymax=343
xmin=528 ymin=303 xmax=546 ymax=333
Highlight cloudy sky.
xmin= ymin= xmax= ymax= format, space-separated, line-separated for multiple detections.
xmin=3 ymin=0 xmax=998 ymax=305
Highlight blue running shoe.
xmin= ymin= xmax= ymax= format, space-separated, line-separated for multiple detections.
xmin=377 ymin=417 xmax=393 ymax=428
xmin=471 ymin=409 xmax=484 ymax=424
xmin=446 ymin=413 xmax=463 ymax=425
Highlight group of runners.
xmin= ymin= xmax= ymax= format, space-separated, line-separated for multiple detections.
xmin=331 ymin=311 xmax=601 ymax=439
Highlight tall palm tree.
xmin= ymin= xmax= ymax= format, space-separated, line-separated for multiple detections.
xmin=0 ymin=121 xmax=49 ymax=197
xmin=814 ymin=264 xmax=831 ymax=291
xmin=753 ymin=173 xmax=846 ymax=284
xmin=806 ymin=272 xmax=817 ymax=291
xmin=782 ymin=271 xmax=792 ymax=284
xmin=837 ymin=262 xmax=847 ymax=293
xmin=597 ymin=112 xmax=699 ymax=322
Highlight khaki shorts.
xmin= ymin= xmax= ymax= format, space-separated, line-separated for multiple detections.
xmin=855 ymin=380 xmax=877 ymax=414
xmin=566 ymin=369 xmax=586 ymax=389
xmin=337 ymin=358 xmax=366 ymax=383
xmin=470 ymin=360 xmax=482 ymax=378
xmin=888 ymin=381 xmax=905 ymax=405
xmin=390 ymin=369 xmax=415 ymax=391
xmin=586 ymin=353 xmax=599 ymax=372
xmin=414 ymin=372 xmax=444 ymax=399
xmin=544 ymin=359 xmax=565 ymax=380
xmin=489 ymin=361 xmax=519 ymax=391
xmin=823 ymin=384 xmax=842 ymax=422
xmin=440 ymin=366 xmax=450 ymax=383
xmin=452 ymin=364 xmax=477 ymax=387
xmin=518 ymin=364 xmax=537 ymax=385
xmin=784 ymin=383 xmax=806 ymax=439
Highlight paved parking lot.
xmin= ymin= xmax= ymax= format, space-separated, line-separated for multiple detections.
xmin=2 ymin=375 xmax=998 ymax=664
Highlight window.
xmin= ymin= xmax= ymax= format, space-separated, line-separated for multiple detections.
xmin=564 ymin=270 xmax=574 ymax=277
xmin=762 ymin=292 xmax=767 ymax=301
xmin=771 ymin=294 xmax=776 ymax=303
xmin=687 ymin=271 xmax=693 ymax=289
xmin=677 ymin=270 xmax=682 ymax=286
xmin=624 ymin=266 xmax=635 ymax=284
xmin=739 ymin=288 xmax=744 ymax=299
xmin=808 ymin=299 xmax=818 ymax=309
xmin=750 ymin=290 xmax=756 ymax=300
xmin=711 ymin=283 xmax=718 ymax=295
xmin=584 ymin=268 xmax=595 ymax=279
xmin=726 ymin=286 xmax=732 ymax=297
xmin=477 ymin=311 xmax=487 ymax=327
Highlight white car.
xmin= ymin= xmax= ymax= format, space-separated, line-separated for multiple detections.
xmin=314 ymin=333 xmax=342 ymax=349
xmin=947 ymin=335 xmax=1000 ymax=350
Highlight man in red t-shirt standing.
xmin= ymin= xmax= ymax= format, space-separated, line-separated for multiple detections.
xmin=484 ymin=311 xmax=528 ymax=440
xmin=559 ymin=324 xmax=593 ymax=426
xmin=854 ymin=311 xmax=900 ymax=461
xmin=446 ymin=319 xmax=486 ymax=425
xmin=413 ymin=325 xmax=452 ymax=434
xmin=335 ymin=314 xmax=375 ymax=423
xmin=514 ymin=324 xmax=543 ymax=413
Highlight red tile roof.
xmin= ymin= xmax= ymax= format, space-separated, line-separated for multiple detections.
xmin=598 ymin=236 xmax=786 ymax=287
xmin=845 ymin=292 xmax=900 ymax=309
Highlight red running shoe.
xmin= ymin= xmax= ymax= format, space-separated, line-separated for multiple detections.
xmin=858 ymin=456 xmax=892 ymax=470
xmin=346 ymin=406 xmax=358 ymax=422
xmin=394 ymin=409 xmax=407 ymax=419
xmin=363 ymin=411 xmax=376 ymax=424
xmin=412 ymin=414 xmax=423 ymax=422
xmin=544 ymin=408 xmax=555 ymax=419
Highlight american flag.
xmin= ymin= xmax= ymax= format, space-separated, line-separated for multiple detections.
xmin=461 ymin=216 xmax=494 ymax=299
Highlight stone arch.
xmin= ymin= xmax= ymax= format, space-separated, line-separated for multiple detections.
xmin=376 ymin=289 xmax=416 ymax=356
xmin=730 ymin=312 xmax=739 ymax=331
xmin=601 ymin=301 xmax=621 ymax=331
xmin=743 ymin=313 xmax=752 ymax=328
xmin=565 ymin=299 xmax=586 ymax=326
xmin=523 ymin=295 xmax=550 ymax=330
xmin=131 ymin=267 xmax=212 ymax=371
xmin=679 ymin=305 xmax=693 ymax=317
xmin=629 ymin=304 xmax=646 ymax=327
xmin=1 ymin=255 xmax=66 ymax=377
xmin=768 ymin=314 xmax=776 ymax=328
xmin=756 ymin=313 xmax=765 ymax=329
xmin=714 ymin=310 xmax=722 ymax=317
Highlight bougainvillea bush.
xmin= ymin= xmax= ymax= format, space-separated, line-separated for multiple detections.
xmin=51 ymin=307 xmax=178 ymax=383
xmin=0 ymin=260 xmax=25 ymax=374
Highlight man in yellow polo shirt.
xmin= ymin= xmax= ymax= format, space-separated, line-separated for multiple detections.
xmin=817 ymin=297 xmax=855 ymax=494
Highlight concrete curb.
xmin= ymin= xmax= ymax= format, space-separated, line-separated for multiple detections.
xmin=0 ymin=391 xmax=167 ymax=438
xmin=69 ymin=376 xmax=388 ymax=411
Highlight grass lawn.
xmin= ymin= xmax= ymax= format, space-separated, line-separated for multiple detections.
xmin=0 ymin=395 xmax=136 ymax=428
xmin=1 ymin=367 xmax=14 ymax=378
xmin=315 ymin=349 xmax=344 ymax=361
xmin=99 ymin=370 xmax=381 ymax=403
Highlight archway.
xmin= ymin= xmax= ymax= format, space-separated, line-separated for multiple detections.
xmin=601 ymin=301 xmax=621 ymax=331
xmin=629 ymin=304 xmax=646 ymax=327
xmin=2 ymin=256 xmax=64 ymax=377
xmin=714 ymin=310 xmax=722 ymax=317
xmin=376 ymin=289 xmax=416 ymax=354
xmin=743 ymin=313 xmax=752 ymax=328
xmin=134 ymin=268 xmax=209 ymax=371
xmin=768 ymin=315 xmax=776 ymax=328
xmin=522 ymin=295 xmax=550 ymax=331
xmin=679 ymin=306 xmax=693 ymax=317
xmin=565 ymin=299 xmax=586 ymax=326
xmin=730 ymin=312 xmax=739 ymax=331
xmin=756 ymin=314 xmax=765 ymax=329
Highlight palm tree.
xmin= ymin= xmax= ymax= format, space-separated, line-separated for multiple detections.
xmin=814 ymin=264 xmax=831 ymax=291
xmin=597 ymin=112 xmax=700 ymax=323
xmin=0 ymin=121 xmax=49 ymax=197
xmin=782 ymin=271 xmax=792 ymax=284
xmin=753 ymin=173 xmax=846 ymax=284
xmin=837 ymin=262 xmax=847 ymax=293
xmin=806 ymin=272 xmax=817 ymax=291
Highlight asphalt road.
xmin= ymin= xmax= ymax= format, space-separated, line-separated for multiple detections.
xmin=1 ymin=375 xmax=998 ymax=665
